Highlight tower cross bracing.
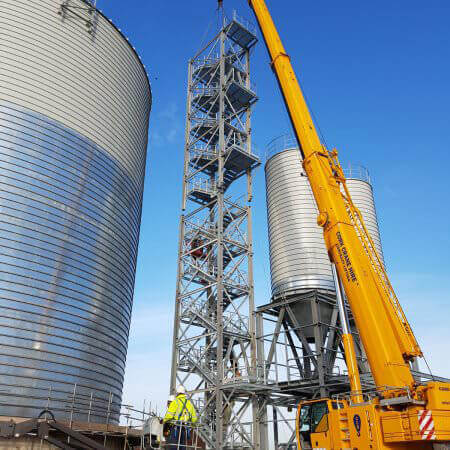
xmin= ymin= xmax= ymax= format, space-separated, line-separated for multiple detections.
xmin=170 ymin=13 xmax=265 ymax=449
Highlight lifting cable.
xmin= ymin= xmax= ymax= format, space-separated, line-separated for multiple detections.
xmin=297 ymin=75 xmax=329 ymax=151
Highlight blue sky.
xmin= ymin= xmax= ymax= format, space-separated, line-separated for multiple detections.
xmin=97 ymin=0 xmax=450 ymax=411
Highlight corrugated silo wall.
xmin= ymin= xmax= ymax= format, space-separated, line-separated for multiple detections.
xmin=0 ymin=0 xmax=151 ymax=422
xmin=265 ymin=148 xmax=384 ymax=299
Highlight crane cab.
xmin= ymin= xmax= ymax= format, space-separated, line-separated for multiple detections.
xmin=296 ymin=398 xmax=337 ymax=450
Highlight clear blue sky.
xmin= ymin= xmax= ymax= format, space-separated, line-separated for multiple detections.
xmin=97 ymin=0 xmax=450 ymax=411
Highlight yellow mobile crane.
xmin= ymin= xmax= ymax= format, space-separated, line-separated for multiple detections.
xmin=220 ymin=0 xmax=450 ymax=448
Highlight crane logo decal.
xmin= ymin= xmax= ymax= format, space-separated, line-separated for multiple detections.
xmin=336 ymin=232 xmax=357 ymax=283
xmin=418 ymin=410 xmax=436 ymax=440
xmin=353 ymin=414 xmax=362 ymax=437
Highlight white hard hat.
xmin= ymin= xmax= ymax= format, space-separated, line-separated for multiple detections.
xmin=177 ymin=385 xmax=186 ymax=394
xmin=168 ymin=394 xmax=175 ymax=402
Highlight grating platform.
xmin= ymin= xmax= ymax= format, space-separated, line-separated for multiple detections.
xmin=189 ymin=146 xmax=259 ymax=186
xmin=191 ymin=120 xmax=246 ymax=144
xmin=226 ymin=80 xmax=257 ymax=111
xmin=187 ymin=182 xmax=217 ymax=204
xmin=193 ymin=58 xmax=239 ymax=84
xmin=189 ymin=149 xmax=218 ymax=174
xmin=193 ymin=77 xmax=256 ymax=114
xmin=224 ymin=144 xmax=259 ymax=172
xmin=226 ymin=19 xmax=258 ymax=49
xmin=194 ymin=91 xmax=220 ymax=113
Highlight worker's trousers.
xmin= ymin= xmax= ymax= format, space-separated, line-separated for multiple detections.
xmin=167 ymin=424 xmax=191 ymax=450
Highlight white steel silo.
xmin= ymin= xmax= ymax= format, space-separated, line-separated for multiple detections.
xmin=265 ymin=136 xmax=384 ymax=341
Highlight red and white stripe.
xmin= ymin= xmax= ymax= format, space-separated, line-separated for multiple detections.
xmin=418 ymin=409 xmax=436 ymax=440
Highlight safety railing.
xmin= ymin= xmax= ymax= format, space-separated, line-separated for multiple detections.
xmin=190 ymin=143 xmax=218 ymax=154
xmin=190 ymin=112 xmax=220 ymax=127
xmin=266 ymin=134 xmax=372 ymax=183
xmin=0 ymin=381 xmax=163 ymax=446
xmin=189 ymin=138 xmax=258 ymax=162
xmin=226 ymin=10 xmax=258 ymax=37
xmin=266 ymin=134 xmax=299 ymax=161
xmin=189 ymin=145 xmax=219 ymax=169
xmin=192 ymin=83 xmax=220 ymax=98
xmin=222 ymin=362 xmax=252 ymax=385
xmin=192 ymin=55 xmax=257 ymax=93
xmin=192 ymin=55 xmax=220 ymax=73
xmin=222 ymin=311 xmax=250 ymax=338
xmin=343 ymin=164 xmax=371 ymax=184
xmin=257 ymin=350 xmax=360 ymax=387
xmin=226 ymin=67 xmax=257 ymax=95
xmin=225 ymin=132 xmax=258 ymax=156
xmin=187 ymin=178 xmax=217 ymax=197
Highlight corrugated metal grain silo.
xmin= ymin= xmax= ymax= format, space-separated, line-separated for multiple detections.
xmin=265 ymin=136 xmax=384 ymax=340
xmin=0 ymin=0 xmax=151 ymax=422
xmin=345 ymin=175 xmax=384 ymax=266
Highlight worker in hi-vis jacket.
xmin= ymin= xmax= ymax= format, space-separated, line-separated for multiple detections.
xmin=163 ymin=386 xmax=198 ymax=449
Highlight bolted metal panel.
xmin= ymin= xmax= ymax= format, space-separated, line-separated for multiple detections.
xmin=0 ymin=0 xmax=151 ymax=421
xmin=265 ymin=145 xmax=384 ymax=300
xmin=0 ymin=0 xmax=151 ymax=190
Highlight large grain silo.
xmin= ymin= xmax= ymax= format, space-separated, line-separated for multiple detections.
xmin=0 ymin=0 xmax=151 ymax=422
xmin=266 ymin=136 xmax=384 ymax=301
xmin=263 ymin=135 xmax=382 ymax=395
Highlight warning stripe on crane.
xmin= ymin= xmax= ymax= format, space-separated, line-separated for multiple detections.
xmin=418 ymin=410 xmax=436 ymax=440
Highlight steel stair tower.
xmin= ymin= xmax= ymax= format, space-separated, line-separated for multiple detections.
xmin=170 ymin=13 xmax=265 ymax=449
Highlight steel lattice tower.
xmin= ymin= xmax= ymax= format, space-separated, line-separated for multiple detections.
xmin=170 ymin=13 xmax=266 ymax=449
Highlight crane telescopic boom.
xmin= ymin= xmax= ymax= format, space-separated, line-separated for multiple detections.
xmin=245 ymin=0 xmax=421 ymax=393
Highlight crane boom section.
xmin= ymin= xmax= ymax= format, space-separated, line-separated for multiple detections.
xmin=247 ymin=0 xmax=421 ymax=391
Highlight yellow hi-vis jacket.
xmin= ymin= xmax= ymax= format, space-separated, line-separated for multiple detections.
xmin=163 ymin=394 xmax=198 ymax=424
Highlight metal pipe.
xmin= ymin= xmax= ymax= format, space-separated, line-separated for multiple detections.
xmin=331 ymin=263 xmax=364 ymax=404
xmin=332 ymin=264 xmax=350 ymax=335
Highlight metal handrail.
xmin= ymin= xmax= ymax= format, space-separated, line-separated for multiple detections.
xmin=266 ymin=134 xmax=371 ymax=183
xmin=226 ymin=10 xmax=258 ymax=37
xmin=188 ymin=178 xmax=217 ymax=194
xmin=266 ymin=134 xmax=299 ymax=161
xmin=227 ymin=68 xmax=257 ymax=94
xmin=0 ymin=382 xmax=157 ymax=430
xmin=343 ymin=164 xmax=371 ymax=184
xmin=192 ymin=52 xmax=257 ymax=93
xmin=193 ymin=62 xmax=257 ymax=94
xmin=192 ymin=55 xmax=220 ymax=71
xmin=193 ymin=83 xmax=220 ymax=96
